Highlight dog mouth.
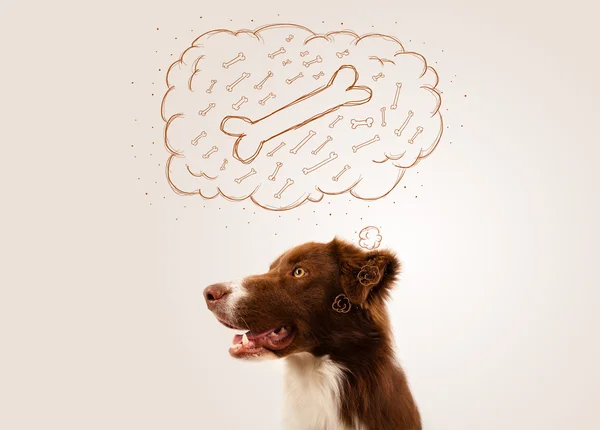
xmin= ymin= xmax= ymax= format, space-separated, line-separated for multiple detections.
xmin=217 ymin=318 xmax=295 ymax=359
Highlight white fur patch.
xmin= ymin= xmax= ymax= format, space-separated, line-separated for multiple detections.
xmin=224 ymin=279 xmax=247 ymax=317
xmin=283 ymin=352 xmax=358 ymax=430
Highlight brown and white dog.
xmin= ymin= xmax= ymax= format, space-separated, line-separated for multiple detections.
xmin=203 ymin=238 xmax=421 ymax=430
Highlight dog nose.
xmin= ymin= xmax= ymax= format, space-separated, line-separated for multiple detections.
xmin=204 ymin=283 xmax=230 ymax=309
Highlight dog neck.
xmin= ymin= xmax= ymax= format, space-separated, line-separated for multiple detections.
xmin=283 ymin=352 xmax=352 ymax=430
xmin=283 ymin=343 xmax=421 ymax=430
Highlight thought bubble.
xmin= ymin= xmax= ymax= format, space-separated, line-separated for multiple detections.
xmin=162 ymin=24 xmax=443 ymax=210
xmin=358 ymin=226 xmax=382 ymax=250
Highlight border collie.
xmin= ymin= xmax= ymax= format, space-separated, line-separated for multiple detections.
xmin=203 ymin=238 xmax=421 ymax=429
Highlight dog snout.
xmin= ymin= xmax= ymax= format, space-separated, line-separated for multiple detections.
xmin=204 ymin=283 xmax=230 ymax=310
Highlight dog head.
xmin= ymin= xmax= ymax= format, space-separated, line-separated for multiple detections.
xmin=203 ymin=237 xmax=401 ymax=360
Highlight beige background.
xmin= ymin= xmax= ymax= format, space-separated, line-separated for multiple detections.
xmin=1 ymin=0 xmax=599 ymax=429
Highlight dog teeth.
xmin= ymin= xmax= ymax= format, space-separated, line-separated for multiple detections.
xmin=272 ymin=327 xmax=287 ymax=336
xmin=242 ymin=333 xmax=249 ymax=346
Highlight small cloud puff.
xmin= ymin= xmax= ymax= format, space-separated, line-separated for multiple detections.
xmin=358 ymin=226 xmax=382 ymax=250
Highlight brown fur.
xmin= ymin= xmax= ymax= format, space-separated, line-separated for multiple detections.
xmin=205 ymin=237 xmax=421 ymax=429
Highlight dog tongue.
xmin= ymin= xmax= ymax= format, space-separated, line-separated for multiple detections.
xmin=231 ymin=327 xmax=290 ymax=351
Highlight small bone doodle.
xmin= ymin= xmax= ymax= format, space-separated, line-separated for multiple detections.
xmin=222 ymin=52 xmax=246 ymax=69
xmin=202 ymin=146 xmax=218 ymax=159
xmin=274 ymin=178 xmax=293 ymax=199
xmin=300 ymin=51 xmax=309 ymax=57
xmin=254 ymin=71 xmax=273 ymax=90
xmin=191 ymin=131 xmax=207 ymax=146
xmin=303 ymin=55 xmax=322 ymax=68
xmin=329 ymin=115 xmax=343 ymax=128
xmin=234 ymin=168 xmax=257 ymax=184
xmin=408 ymin=126 xmax=424 ymax=144
xmin=286 ymin=72 xmax=304 ymax=85
xmin=394 ymin=110 xmax=414 ymax=136
xmin=352 ymin=135 xmax=380 ymax=153
xmin=282 ymin=59 xmax=292 ymax=66
xmin=259 ymin=92 xmax=276 ymax=106
xmin=350 ymin=117 xmax=374 ymax=129
xmin=285 ymin=35 xmax=294 ymax=42
xmin=220 ymin=159 xmax=228 ymax=171
xmin=269 ymin=162 xmax=283 ymax=181
xmin=391 ymin=82 xmax=402 ymax=110
xmin=311 ymin=135 xmax=333 ymax=155
xmin=380 ymin=107 xmax=387 ymax=127
xmin=290 ymin=130 xmax=316 ymax=154
xmin=232 ymin=96 xmax=248 ymax=111
xmin=332 ymin=165 xmax=351 ymax=182
xmin=267 ymin=142 xmax=286 ymax=157
xmin=268 ymin=47 xmax=286 ymax=59
xmin=336 ymin=49 xmax=349 ymax=58
xmin=302 ymin=152 xmax=338 ymax=175
xmin=372 ymin=72 xmax=385 ymax=82
xmin=313 ymin=71 xmax=324 ymax=80
xmin=206 ymin=80 xmax=217 ymax=94
xmin=199 ymin=103 xmax=216 ymax=116
xmin=226 ymin=72 xmax=251 ymax=92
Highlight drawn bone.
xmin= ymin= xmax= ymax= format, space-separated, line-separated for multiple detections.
xmin=300 ymin=51 xmax=309 ymax=57
xmin=391 ymin=82 xmax=402 ymax=110
xmin=286 ymin=72 xmax=304 ymax=85
xmin=222 ymin=52 xmax=245 ymax=69
xmin=350 ymin=117 xmax=374 ymax=129
xmin=285 ymin=35 xmax=294 ymax=42
xmin=282 ymin=59 xmax=292 ymax=66
xmin=268 ymin=162 xmax=283 ymax=181
xmin=303 ymin=55 xmax=322 ymax=67
xmin=220 ymin=159 xmax=228 ymax=171
xmin=372 ymin=72 xmax=385 ymax=82
xmin=274 ymin=178 xmax=293 ymax=199
xmin=191 ymin=131 xmax=207 ymax=146
xmin=336 ymin=49 xmax=349 ymax=58
xmin=221 ymin=65 xmax=372 ymax=164
xmin=332 ymin=165 xmax=351 ymax=181
xmin=202 ymin=146 xmax=218 ymax=158
xmin=380 ymin=107 xmax=387 ymax=127
xmin=267 ymin=142 xmax=285 ymax=157
xmin=268 ymin=47 xmax=286 ymax=59
xmin=199 ymin=103 xmax=216 ymax=116
xmin=394 ymin=110 xmax=414 ymax=136
xmin=408 ymin=126 xmax=424 ymax=144
xmin=254 ymin=71 xmax=273 ymax=90
xmin=226 ymin=72 xmax=251 ymax=92
xmin=329 ymin=115 xmax=343 ymax=128
xmin=352 ymin=135 xmax=380 ymax=153
xmin=313 ymin=71 xmax=324 ymax=80
xmin=206 ymin=80 xmax=217 ymax=94
xmin=258 ymin=92 xmax=276 ymax=106
xmin=290 ymin=130 xmax=316 ymax=154
xmin=232 ymin=96 xmax=248 ymax=111
xmin=302 ymin=152 xmax=338 ymax=175
xmin=311 ymin=135 xmax=333 ymax=155
xmin=234 ymin=168 xmax=256 ymax=184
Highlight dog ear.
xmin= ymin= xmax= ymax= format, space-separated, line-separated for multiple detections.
xmin=332 ymin=238 xmax=401 ymax=306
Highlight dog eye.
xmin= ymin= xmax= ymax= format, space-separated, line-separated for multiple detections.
xmin=293 ymin=267 xmax=307 ymax=278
